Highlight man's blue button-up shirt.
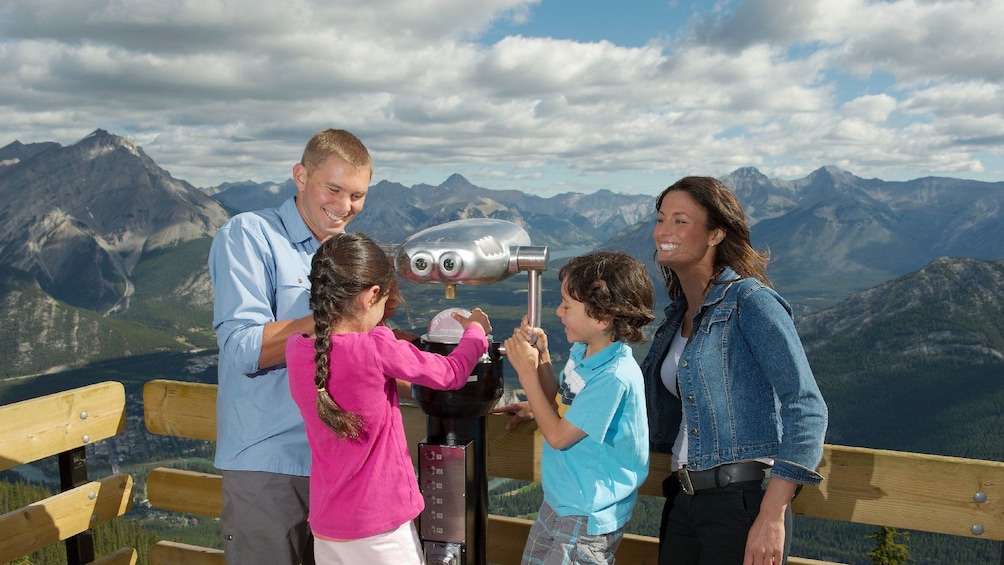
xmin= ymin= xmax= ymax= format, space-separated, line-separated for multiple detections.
xmin=209 ymin=197 xmax=318 ymax=475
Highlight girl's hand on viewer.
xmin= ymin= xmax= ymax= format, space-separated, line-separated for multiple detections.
xmin=453 ymin=307 xmax=492 ymax=336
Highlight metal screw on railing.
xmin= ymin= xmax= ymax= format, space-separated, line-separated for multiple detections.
xmin=82 ymin=434 xmax=90 ymax=443
xmin=88 ymin=491 xmax=96 ymax=500
xmin=973 ymin=491 xmax=987 ymax=503
xmin=80 ymin=411 xmax=88 ymax=420
xmin=971 ymin=524 xmax=985 ymax=536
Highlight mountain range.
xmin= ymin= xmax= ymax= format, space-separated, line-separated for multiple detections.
xmin=1 ymin=130 xmax=1001 ymax=565
xmin=1 ymin=130 xmax=1003 ymax=420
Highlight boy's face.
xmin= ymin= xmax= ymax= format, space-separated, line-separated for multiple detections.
xmin=556 ymin=280 xmax=609 ymax=349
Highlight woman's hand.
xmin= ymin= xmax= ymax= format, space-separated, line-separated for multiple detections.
xmin=491 ymin=401 xmax=534 ymax=431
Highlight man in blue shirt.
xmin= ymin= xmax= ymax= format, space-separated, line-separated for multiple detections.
xmin=209 ymin=129 xmax=373 ymax=565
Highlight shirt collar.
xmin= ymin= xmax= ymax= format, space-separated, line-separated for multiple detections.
xmin=575 ymin=340 xmax=629 ymax=374
xmin=280 ymin=196 xmax=316 ymax=245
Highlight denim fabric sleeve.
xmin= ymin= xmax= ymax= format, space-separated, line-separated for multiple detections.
xmin=737 ymin=286 xmax=828 ymax=485
xmin=209 ymin=221 xmax=273 ymax=376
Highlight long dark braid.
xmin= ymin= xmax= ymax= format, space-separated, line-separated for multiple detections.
xmin=308 ymin=232 xmax=397 ymax=440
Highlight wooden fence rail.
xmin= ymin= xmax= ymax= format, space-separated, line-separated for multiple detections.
xmin=141 ymin=378 xmax=1004 ymax=565
xmin=0 ymin=381 xmax=137 ymax=565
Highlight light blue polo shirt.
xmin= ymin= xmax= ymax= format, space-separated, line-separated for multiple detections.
xmin=209 ymin=197 xmax=318 ymax=476
xmin=542 ymin=341 xmax=650 ymax=535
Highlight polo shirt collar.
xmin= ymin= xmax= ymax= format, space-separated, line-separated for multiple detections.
xmin=576 ymin=340 xmax=627 ymax=375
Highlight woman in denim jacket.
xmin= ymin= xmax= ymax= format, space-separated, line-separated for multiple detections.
xmin=643 ymin=176 xmax=827 ymax=565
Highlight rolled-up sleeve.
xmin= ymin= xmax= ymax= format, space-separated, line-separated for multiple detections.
xmin=210 ymin=222 xmax=274 ymax=376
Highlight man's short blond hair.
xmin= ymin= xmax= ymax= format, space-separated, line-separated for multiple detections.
xmin=300 ymin=129 xmax=372 ymax=175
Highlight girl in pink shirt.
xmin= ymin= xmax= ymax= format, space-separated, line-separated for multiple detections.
xmin=286 ymin=232 xmax=491 ymax=565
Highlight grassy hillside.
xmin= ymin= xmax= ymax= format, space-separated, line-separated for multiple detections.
xmin=116 ymin=237 xmax=216 ymax=349
xmin=0 ymin=267 xmax=190 ymax=379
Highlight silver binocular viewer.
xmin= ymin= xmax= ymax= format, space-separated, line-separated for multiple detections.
xmin=394 ymin=218 xmax=549 ymax=330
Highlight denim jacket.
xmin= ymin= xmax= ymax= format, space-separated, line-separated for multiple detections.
xmin=640 ymin=267 xmax=827 ymax=485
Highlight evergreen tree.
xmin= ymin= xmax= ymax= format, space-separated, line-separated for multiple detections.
xmin=867 ymin=526 xmax=911 ymax=565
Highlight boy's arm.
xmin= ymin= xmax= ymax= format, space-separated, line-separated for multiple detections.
xmin=504 ymin=332 xmax=585 ymax=450
xmin=524 ymin=322 xmax=559 ymax=400
xmin=522 ymin=373 xmax=586 ymax=450
xmin=535 ymin=349 xmax=558 ymax=400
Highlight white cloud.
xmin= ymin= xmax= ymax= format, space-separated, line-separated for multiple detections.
xmin=840 ymin=94 xmax=898 ymax=123
xmin=0 ymin=0 xmax=1001 ymax=195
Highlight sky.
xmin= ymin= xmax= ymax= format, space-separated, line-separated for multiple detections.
xmin=1 ymin=0 xmax=1002 ymax=197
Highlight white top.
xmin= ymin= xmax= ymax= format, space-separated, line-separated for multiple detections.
xmin=659 ymin=327 xmax=690 ymax=472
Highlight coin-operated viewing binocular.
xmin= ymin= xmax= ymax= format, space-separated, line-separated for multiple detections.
xmin=394 ymin=217 xmax=549 ymax=331
xmin=392 ymin=218 xmax=548 ymax=565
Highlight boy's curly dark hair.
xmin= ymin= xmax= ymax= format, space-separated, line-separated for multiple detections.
xmin=558 ymin=251 xmax=656 ymax=344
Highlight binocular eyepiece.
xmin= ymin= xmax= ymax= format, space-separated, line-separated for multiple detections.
xmin=394 ymin=218 xmax=547 ymax=287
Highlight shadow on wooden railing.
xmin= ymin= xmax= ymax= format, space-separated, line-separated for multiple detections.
xmin=142 ymin=379 xmax=1004 ymax=565
xmin=0 ymin=381 xmax=137 ymax=565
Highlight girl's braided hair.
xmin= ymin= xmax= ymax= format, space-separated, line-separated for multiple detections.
xmin=309 ymin=232 xmax=396 ymax=439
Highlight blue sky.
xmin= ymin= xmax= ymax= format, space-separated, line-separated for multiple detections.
xmin=480 ymin=0 xmax=689 ymax=47
xmin=1 ymin=0 xmax=1002 ymax=196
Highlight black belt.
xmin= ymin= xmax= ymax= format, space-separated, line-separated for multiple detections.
xmin=674 ymin=461 xmax=771 ymax=495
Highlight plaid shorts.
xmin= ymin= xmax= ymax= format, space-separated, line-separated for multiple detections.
xmin=521 ymin=500 xmax=625 ymax=565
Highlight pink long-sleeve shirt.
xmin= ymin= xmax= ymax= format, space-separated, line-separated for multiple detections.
xmin=286 ymin=324 xmax=488 ymax=540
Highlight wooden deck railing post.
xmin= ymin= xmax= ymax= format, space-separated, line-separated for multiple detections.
xmin=59 ymin=446 xmax=96 ymax=564
xmin=0 ymin=381 xmax=135 ymax=565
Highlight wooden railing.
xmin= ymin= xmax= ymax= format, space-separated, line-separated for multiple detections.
xmin=5 ymin=381 xmax=1000 ymax=564
xmin=0 ymin=381 xmax=137 ymax=565
xmin=141 ymin=378 xmax=1004 ymax=565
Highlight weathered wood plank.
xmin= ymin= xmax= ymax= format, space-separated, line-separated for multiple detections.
xmin=146 ymin=468 xmax=223 ymax=518
xmin=90 ymin=546 xmax=138 ymax=565
xmin=143 ymin=379 xmax=217 ymax=441
xmin=149 ymin=540 xmax=225 ymax=565
xmin=793 ymin=444 xmax=1004 ymax=540
xmin=0 ymin=473 xmax=133 ymax=564
xmin=0 ymin=381 xmax=126 ymax=471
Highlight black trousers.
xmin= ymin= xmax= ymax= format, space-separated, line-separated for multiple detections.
xmin=658 ymin=475 xmax=793 ymax=565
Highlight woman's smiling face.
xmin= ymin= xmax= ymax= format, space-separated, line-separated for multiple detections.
xmin=653 ymin=189 xmax=720 ymax=272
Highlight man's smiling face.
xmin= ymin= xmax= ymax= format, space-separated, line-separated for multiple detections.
xmin=293 ymin=155 xmax=371 ymax=241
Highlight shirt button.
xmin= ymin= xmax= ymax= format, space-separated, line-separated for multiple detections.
xmin=689 ymin=428 xmax=698 ymax=436
xmin=680 ymin=360 xmax=688 ymax=367
xmin=686 ymin=395 xmax=695 ymax=403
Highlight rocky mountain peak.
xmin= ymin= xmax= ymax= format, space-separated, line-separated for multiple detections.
xmin=0 ymin=131 xmax=229 ymax=311
xmin=0 ymin=139 xmax=60 ymax=169
xmin=441 ymin=173 xmax=477 ymax=191
xmin=797 ymin=256 xmax=1004 ymax=359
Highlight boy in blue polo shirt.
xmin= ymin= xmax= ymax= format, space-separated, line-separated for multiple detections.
xmin=503 ymin=251 xmax=656 ymax=564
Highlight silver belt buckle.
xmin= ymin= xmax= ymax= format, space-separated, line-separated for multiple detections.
xmin=677 ymin=469 xmax=695 ymax=495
